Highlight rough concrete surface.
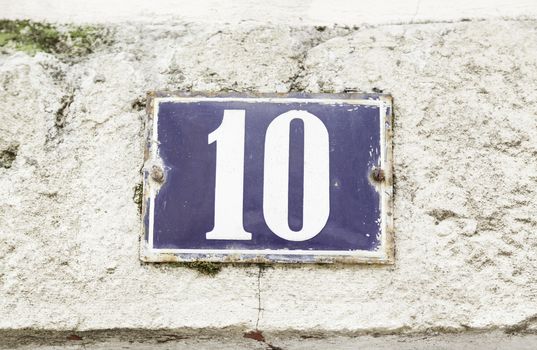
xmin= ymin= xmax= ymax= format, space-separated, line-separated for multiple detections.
xmin=1 ymin=17 xmax=537 ymax=348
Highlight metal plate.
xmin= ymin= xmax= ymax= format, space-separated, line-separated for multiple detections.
xmin=141 ymin=92 xmax=393 ymax=264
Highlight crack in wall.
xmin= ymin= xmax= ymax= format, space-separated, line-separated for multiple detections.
xmin=287 ymin=27 xmax=356 ymax=92
xmin=255 ymin=265 xmax=263 ymax=330
xmin=55 ymin=91 xmax=74 ymax=128
xmin=45 ymin=88 xmax=77 ymax=147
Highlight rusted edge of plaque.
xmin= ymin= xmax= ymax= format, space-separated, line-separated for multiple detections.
xmin=140 ymin=92 xmax=394 ymax=264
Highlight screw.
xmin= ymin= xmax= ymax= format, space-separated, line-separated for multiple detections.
xmin=150 ymin=165 xmax=164 ymax=183
xmin=371 ymin=167 xmax=385 ymax=182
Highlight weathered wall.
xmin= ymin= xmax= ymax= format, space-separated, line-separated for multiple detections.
xmin=1 ymin=18 xmax=537 ymax=337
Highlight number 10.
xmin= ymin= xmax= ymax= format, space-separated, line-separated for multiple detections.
xmin=206 ymin=110 xmax=330 ymax=242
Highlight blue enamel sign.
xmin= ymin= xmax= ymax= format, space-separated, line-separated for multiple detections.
xmin=141 ymin=93 xmax=393 ymax=264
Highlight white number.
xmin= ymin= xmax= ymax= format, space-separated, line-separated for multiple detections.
xmin=207 ymin=109 xmax=330 ymax=241
xmin=263 ymin=111 xmax=330 ymax=241
xmin=206 ymin=110 xmax=252 ymax=240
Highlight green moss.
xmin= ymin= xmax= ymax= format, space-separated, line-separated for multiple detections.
xmin=65 ymin=25 xmax=110 ymax=56
xmin=177 ymin=261 xmax=223 ymax=276
xmin=132 ymin=183 xmax=143 ymax=215
xmin=0 ymin=19 xmax=112 ymax=58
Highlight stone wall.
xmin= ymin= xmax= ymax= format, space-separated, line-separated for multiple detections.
xmin=1 ymin=17 xmax=537 ymax=340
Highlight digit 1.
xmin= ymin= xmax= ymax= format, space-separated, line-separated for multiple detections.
xmin=206 ymin=110 xmax=252 ymax=240
xmin=263 ymin=110 xmax=330 ymax=241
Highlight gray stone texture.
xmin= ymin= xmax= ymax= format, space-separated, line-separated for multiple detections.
xmin=1 ymin=19 xmax=537 ymax=336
